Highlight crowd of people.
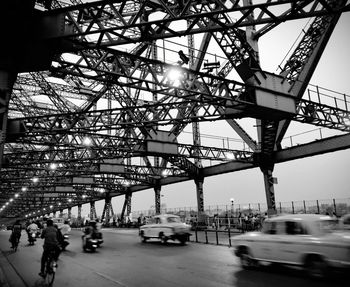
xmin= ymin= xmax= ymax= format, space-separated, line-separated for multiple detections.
xmin=205 ymin=212 xmax=268 ymax=232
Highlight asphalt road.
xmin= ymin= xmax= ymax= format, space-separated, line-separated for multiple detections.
xmin=0 ymin=228 xmax=347 ymax=287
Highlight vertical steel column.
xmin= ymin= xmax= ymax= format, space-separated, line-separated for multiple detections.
xmin=101 ymin=195 xmax=109 ymax=225
xmin=187 ymin=22 xmax=202 ymax=171
xmin=126 ymin=192 xmax=132 ymax=216
xmin=152 ymin=41 xmax=160 ymax=170
xmin=261 ymin=168 xmax=277 ymax=216
xmin=195 ymin=177 xmax=205 ymax=223
xmin=101 ymin=193 xmax=115 ymax=226
xmin=105 ymin=196 xmax=111 ymax=226
xmin=0 ymin=71 xmax=17 ymax=169
xmin=89 ymin=201 xmax=97 ymax=220
xmin=67 ymin=206 xmax=72 ymax=219
xmin=154 ymin=185 xmax=161 ymax=215
xmin=77 ymin=203 xmax=82 ymax=226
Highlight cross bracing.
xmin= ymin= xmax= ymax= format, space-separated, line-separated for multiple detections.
xmin=0 ymin=0 xmax=350 ymax=219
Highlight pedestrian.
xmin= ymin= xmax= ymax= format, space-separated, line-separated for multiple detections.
xmin=9 ymin=220 xmax=22 ymax=248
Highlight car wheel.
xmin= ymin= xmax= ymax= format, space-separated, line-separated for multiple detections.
xmin=140 ymin=232 xmax=147 ymax=243
xmin=178 ymin=235 xmax=187 ymax=245
xmin=160 ymin=233 xmax=168 ymax=244
xmin=240 ymin=249 xmax=255 ymax=270
xmin=304 ymin=256 xmax=327 ymax=279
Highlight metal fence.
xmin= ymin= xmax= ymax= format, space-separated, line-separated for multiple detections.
xmin=127 ymin=198 xmax=350 ymax=247
xmin=132 ymin=198 xmax=350 ymax=219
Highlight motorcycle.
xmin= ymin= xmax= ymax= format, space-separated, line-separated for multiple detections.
xmin=92 ymin=231 xmax=103 ymax=247
xmin=82 ymin=236 xmax=98 ymax=252
xmin=28 ymin=231 xmax=36 ymax=245
xmin=61 ymin=234 xmax=70 ymax=251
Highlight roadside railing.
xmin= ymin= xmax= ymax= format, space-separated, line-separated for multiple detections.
xmin=133 ymin=198 xmax=350 ymax=219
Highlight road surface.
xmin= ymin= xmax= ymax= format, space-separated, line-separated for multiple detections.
xmin=0 ymin=228 xmax=347 ymax=287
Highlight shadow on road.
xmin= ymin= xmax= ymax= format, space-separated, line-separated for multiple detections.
xmin=234 ymin=264 xmax=348 ymax=287
xmin=139 ymin=240 xmax=190 ymax=247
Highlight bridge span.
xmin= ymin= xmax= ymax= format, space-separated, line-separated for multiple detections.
xmin=0 ymin=228 xmax=346 ymax=287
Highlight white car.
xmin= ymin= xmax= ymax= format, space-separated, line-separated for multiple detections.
xmin=231 ymin=213 xmax=350 ymax=278
xmin=339 ymin=213 xmax=350 ymax=230
xmin=139 ymin=214 xmax=191 ymax=245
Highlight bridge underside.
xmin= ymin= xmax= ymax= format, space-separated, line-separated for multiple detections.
xmin=0 ymin=0 xmax=349 ymax=221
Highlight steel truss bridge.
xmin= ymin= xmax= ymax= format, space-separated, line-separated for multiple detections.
xmin=0 ymin=0 xmax=349 ymax=223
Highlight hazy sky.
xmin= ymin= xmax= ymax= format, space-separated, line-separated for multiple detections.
xmin=72 ymin=6 xmax=350 ymax=218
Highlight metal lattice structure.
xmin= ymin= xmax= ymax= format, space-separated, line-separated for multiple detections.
xmin=1 ymin=0 xmax=350 ymax=220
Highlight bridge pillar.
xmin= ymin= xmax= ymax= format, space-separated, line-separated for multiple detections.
xmin=154 ymin=185 xmax=161 ymax=215
xmin=77 ymin=204 xmax=82 ymax=227
xmin=121 ymin=191 xmax=132 ymax=224
xmin=67 ymin=206 xmax=72 ymax=219
xmin=195 ymin=177 xmax=205 ymax=223
xmin=260 ymin=167 xmax=277 ymax=216
xmin=101 ymin=193 xmax=114 ymax=226
xmin=126 ymin=192 xmax=132 ymax=216
xmin=89 ymin=201 xmax=97 ymax=220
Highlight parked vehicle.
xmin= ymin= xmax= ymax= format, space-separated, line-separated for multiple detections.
xmin=139 ymin=214 xmax=191 ymax=245
xmin=231 ymin=213 xmax=350 ymax=278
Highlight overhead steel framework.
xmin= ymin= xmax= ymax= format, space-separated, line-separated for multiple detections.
xmin=1 ymin=0 xmax=350 ymax=222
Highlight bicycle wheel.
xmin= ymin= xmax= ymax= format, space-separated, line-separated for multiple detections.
xmin=45 ymin=270 xmax=55 ymax=286
xmin=45 ymin=256 xmax=56 ymax=285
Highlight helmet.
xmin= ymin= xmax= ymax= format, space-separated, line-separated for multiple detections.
xmin=46 ymin=219 xmax=54 ymax=226
xmin=89 ymin=220 xmax=96 ymax=227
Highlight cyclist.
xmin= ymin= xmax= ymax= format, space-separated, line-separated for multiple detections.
xmin=39 ymin=219 xmax=61 ymax=277
xmin=9 ymin=220 xmax=22 ymax=249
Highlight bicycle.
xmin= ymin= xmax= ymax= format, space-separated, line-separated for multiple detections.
xmin=42 ymin=250 xmax=57 ymax=286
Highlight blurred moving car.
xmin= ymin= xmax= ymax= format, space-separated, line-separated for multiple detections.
xmin=339 ymin=213 xmax=350 ymax=230
xmin=231 ymin=214 xmax=350 ymax=278
xmin=139 ymin=214 xmax=191 ymax=245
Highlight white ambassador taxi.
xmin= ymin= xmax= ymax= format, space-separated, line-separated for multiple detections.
xmin=139 ymin=214 xmax=191 ymax=245
xmin=231 ymin=213 xmax=350 ymax=278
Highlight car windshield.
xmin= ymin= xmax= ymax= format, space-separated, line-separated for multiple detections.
xmin=167 ymin=217 xmax=181 ymax=223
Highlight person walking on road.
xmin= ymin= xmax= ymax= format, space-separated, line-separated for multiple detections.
xmin=9 ymin=220 xmax=22 ymax=249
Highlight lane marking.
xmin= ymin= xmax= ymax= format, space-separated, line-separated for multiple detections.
xmin=95 ymin=272 xmax=128 ymax=287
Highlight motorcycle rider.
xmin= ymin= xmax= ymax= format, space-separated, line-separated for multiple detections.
xmin=59 ymin=220 xmax=71 ymax=250
xmin=39 ymin=219 xmax=61 ymax=277
xmin=82 ymin=220 xmax=97 ymax=248
xmin=27 ymin=220 xmax=39 ymax=244
xmin=59 ymin=220 xmax=71 ymax=236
